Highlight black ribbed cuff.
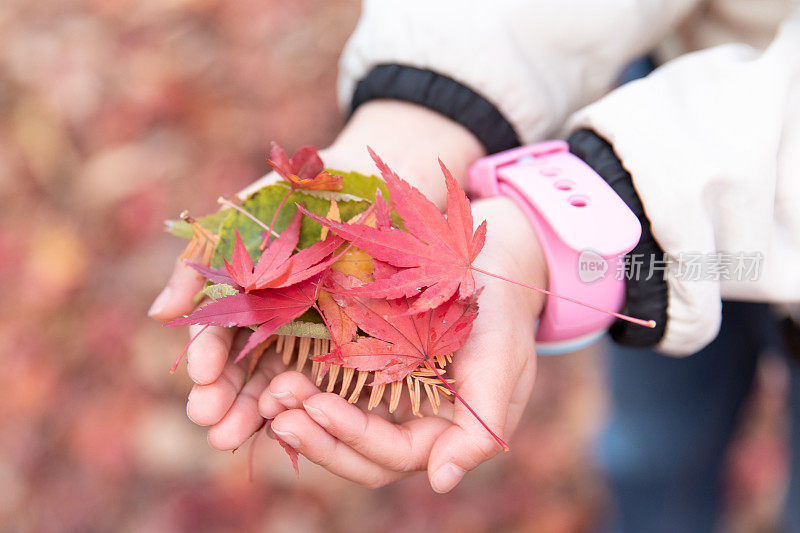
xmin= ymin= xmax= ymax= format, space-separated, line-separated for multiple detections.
xmin=783 ymin=317 xmax=800 ymax=361
xmin=567 ymin=129 xmax=668 ymax=347
xmin=350 ymin=64 xmax=520 ymax=155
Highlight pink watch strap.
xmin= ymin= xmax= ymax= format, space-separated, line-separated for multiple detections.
xmin=468 ymin=141 xmax=641 ymax=354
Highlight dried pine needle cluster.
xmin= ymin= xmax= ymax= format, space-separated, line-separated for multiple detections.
xmin=270 ymin=334 xmax=454 ymax=415
xmin=178 ymin=212 xmax=217 ymax=265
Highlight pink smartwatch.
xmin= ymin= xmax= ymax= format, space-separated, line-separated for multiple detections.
xmin=468 ymin=140 xmax=641 ymax=354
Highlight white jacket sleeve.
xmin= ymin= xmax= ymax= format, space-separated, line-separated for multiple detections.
xmin=569 ymin=10 xmax=800 ymax=355
xmin=339 ymin=0 xmax=698 ymax=143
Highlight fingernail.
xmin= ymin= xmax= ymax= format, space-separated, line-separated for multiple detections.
xmin=270 ymin=390 xmax=298 ymax=408
xmin=186 ymin=400 xmax=198 ymax=424
xmin=303 ymin=401 xmax=329 ymax=427
xmin=187 ymin=364 xmax=200 ymax=384
xmin=148 ymin=287 xmax=171 ymax=317
xmin=186 ymin=355 xmax=202 ymax=384
xmin=271 ymin=428 xmax=300 ymax=449
xmin=431 ymin=462 xmax=465 ymax=493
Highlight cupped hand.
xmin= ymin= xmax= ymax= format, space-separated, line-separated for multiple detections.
xmin=261 ymin=197 xmax=547 ymax=492
xmin=149 ymin=101 xmax=486 ymax=453
xmin=149 ymin=101 xmax=523 ymax=472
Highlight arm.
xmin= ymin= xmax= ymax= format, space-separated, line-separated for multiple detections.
xmin=341 ymin=0 xmax=700 ymax=146
xmin=151 ymin=0 xmax=703 ymax=339
xmin=261 ymin=7 xmax=800 ymax=490
xmin=567 ymin=10 xmax=800 ymax=355
xmin=150 ymin=0 xmax=703 ymax=486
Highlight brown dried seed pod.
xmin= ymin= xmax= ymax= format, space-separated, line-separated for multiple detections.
xmin=368 ymin=381 xmax=385 ymax=411
xmin=423 ymin=383 xmax=437 ymax=415
xmin=389 ymin=381 xmax=402 ymax=413
xmin=276 ymin=335 xmax=285 ymax=353
xmin=348 ymin=370 xmax=369 ymax=404
xmin=326 ymin=364 xmax=340 ymax=393
xmin=339 ymin=367 xmax=355 ymax=398
xmin=295 ymin=336 xmax=311 ymax=372
xmin=282 ymin=335 xmax=296 ymax=365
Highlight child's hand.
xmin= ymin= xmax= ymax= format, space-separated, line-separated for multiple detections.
xmin=148 ymin=100 xmax=484 ymax=323
xmin=259 ymin=197 xmax=547 ymax=492
xmin=147 ymin=100 xmax=488 ymax=452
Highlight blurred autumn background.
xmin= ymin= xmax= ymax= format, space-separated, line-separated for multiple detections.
xmin=0 ymin=1 xmax=789 ymax=532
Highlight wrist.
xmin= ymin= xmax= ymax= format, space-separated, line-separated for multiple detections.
xmin=471 ymin=197 xmax=548 ymax=318
xmin=469 ymin=141 xmax=644 ymax=351
xmin=350 ymin=65 xmax=520 ymax=155
xmin=326 ymin=100 xmax=485 ymax=209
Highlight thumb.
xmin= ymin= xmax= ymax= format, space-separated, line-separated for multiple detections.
xmin=426 ymin=317 xmax=536 ymax=493
xmin=148 ymin=258 xmax=205 ymax=321
xmin=150 ymin=169 xmax=278 ymax=322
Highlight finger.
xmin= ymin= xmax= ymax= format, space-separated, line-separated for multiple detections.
xmin=186 ymin=325 xmax=234 ymax=385
xmin=264 ymin=369 xmax=437 ymax=419
xmin=257 ymin=387 xmax=285 ymax=420
xmin=256 ymin=368 xmax=306 ymax=420
xmin=149 ymin=258 xmax=205 ymax=321
xmin=302 ymin=392 xmax=451 ymax=472
xmin=207 ymin=370 xmax=270 ymax=451
xmin=427 ymin=301 xmax=536 ymax=493
xmin=186 ymin=359 xmax=246 ymax=426
xmin=267 ymin=371 xmax=323 ymax=410
xmin=270 ymin=409 xmax=404 ymax=488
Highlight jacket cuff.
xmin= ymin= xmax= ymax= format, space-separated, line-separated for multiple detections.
xmin=350 ymin=64 xmax=520 ymax=155
xmin=567 ymin=129 xmax=668 ymax=347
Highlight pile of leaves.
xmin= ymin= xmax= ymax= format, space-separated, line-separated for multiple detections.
xmin=167 ymin=144 xmax=505 ymax=456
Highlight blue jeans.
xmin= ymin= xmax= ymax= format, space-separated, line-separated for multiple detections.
xmin=599 ymin=302 xmax=800 ymax=532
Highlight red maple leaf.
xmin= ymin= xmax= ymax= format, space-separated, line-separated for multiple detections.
xmin=188 ymin=209 xmax=342 ymax=292
xmin=265 ymin=419 xmax=300 ymax=475
xmin=299 ymin=149 xmax=486 ymax=314
xmin=243 ymin=421 xmax=299 ymax=478
xmin=267 ymin=143 xmax=343 ymax=192
xmin=372 ymin=188 xmax=392 ymax=229
xmin=313 ymin=283 xmax=507 ymax=450
xmin=167 ymin=275 xmax=323 ymax=361
xmin=316 ymin=289 xmax=358 ymax=347
xmin=260 ymin=143 xmax=344 ymax=250
xmin=314 ymin=285 xmax=480 ymax=386
xmin=314 ymin=268 xmax=364 ymax=348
